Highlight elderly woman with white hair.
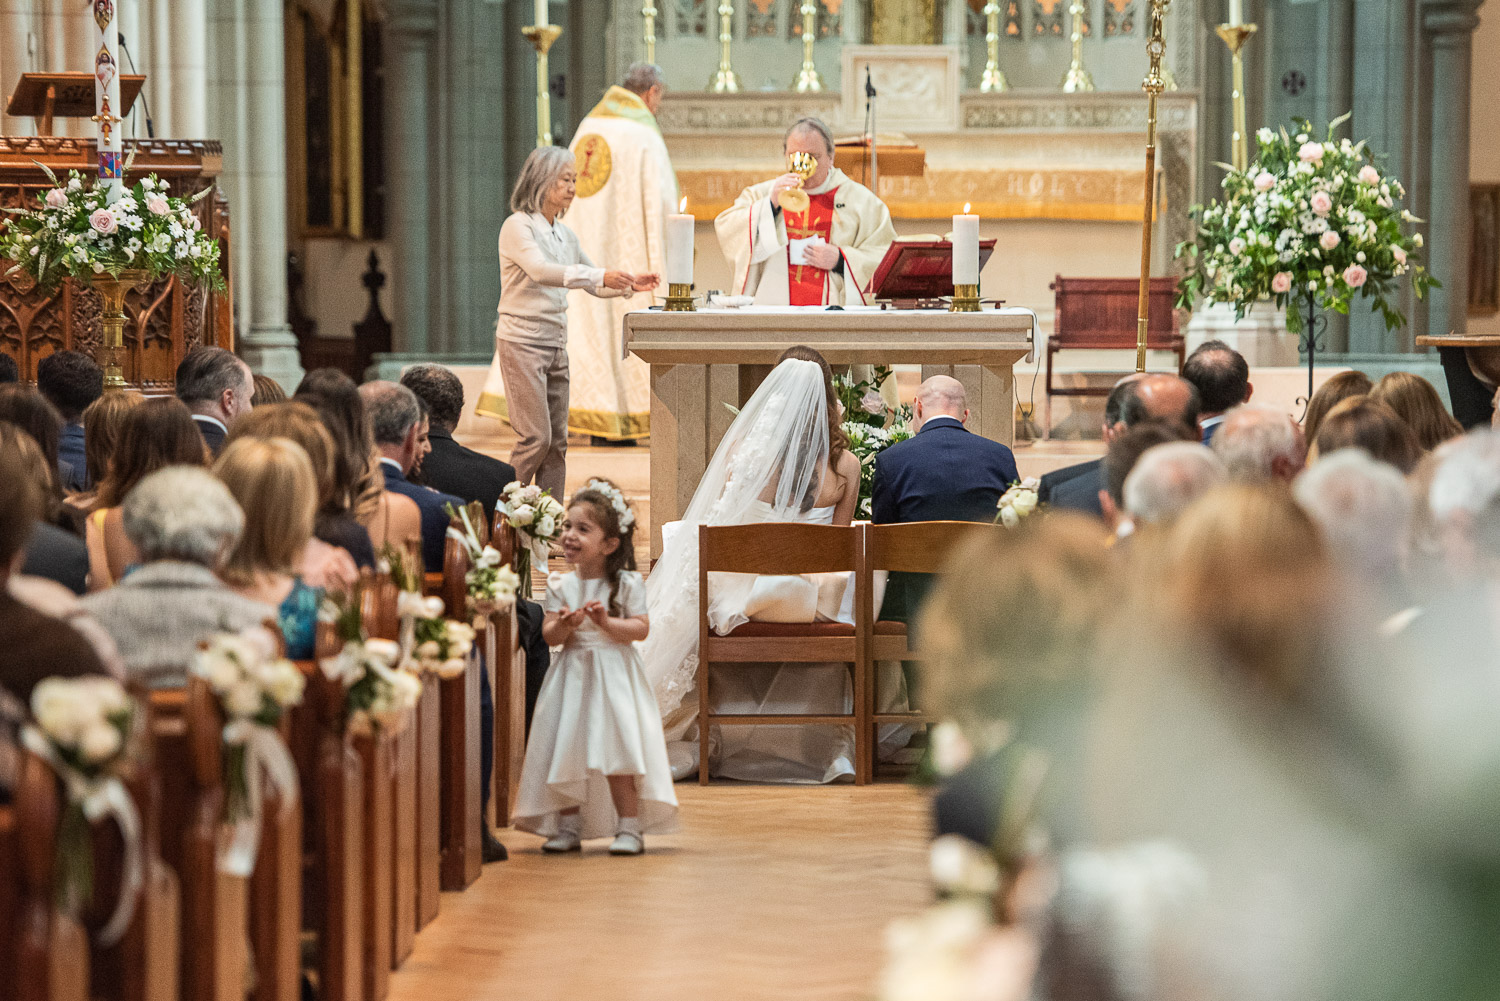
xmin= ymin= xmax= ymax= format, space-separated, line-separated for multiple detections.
xmin=82 ymin=465 xmax=275 ymax=688
xmin=1293 ymin=448 xmax=1414 ymax=615
xmin=478 ymin=145 xmax=659 ymax=498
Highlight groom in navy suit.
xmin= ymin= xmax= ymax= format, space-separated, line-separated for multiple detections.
xmin=871 ymin=375 xmax=1019 ymax=621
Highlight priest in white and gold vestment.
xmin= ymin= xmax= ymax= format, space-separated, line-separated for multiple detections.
xmin=715 ymin=117 xmax=896 ymax=306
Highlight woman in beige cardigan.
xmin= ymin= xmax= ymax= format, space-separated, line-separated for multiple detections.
xmin=486 ymin=146 xmax=658 ymax=499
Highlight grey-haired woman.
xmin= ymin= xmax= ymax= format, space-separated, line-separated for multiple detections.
xmin=479 ymin=146 xmax=658 ymax=499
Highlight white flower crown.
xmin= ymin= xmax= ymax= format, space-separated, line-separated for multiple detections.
xmin=584 ymin=478 xmax=636 ymax=531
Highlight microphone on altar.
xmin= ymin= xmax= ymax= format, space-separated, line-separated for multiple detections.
xmin=116 ymin=33 xmax=156 ymax=139
xmin=863 ymin=67 xmax=878 ymax=191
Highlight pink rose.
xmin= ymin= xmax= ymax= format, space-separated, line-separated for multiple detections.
xmin=1343 ymin=264 xmax=1368 ymax=288
xmin=1393 ymin=245 xmax=1407 ymax=264
xmin=1228 ymin=237 xmax=1246 ymax=256
xmin=1310 ymin=191 xmax=1333 ymax=217
xmin=1253 ymin=171 xmax=1275 ymax=192
xmin=89 ymin=208 xmax=117 ymax=235
xmin=44 ymin=188 xmax=68 ymax=209
xmin=1358 ymin=165 xmax=1380 ymax=185
xmin=1320 ymin=230 xmax=1341 ymax=251
xmin=1298 ymin=141 xmax=1325 ymax=164
xmin=1271 ymin=272 xmax=1292 ymax=294
xmin=146 ymin=196 xmax=170 ymax=216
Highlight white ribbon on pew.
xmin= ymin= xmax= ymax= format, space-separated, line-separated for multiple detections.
xmin=218 ymin=720 xmax=300 ymax=878
xmin=21 ymin=726 xmax=143 ymax=946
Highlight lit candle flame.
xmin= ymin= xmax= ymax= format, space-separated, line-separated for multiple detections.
xmin=680 ymin=196 xmax=688 ymax=213
xmin=963 ymin=202 xmax=971 ymax=214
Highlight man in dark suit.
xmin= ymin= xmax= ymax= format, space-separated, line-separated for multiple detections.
xmin=36 ymin=350 xmax=102 ymax=492
xmin=871 ymin=375 xmax=1019 ymax=624
xmin=175 ymin=347 xmax=255 ymax=457
xmin=1041 ymin=374 xmax=1201 ymax=518
xmin=358 ymin=381 xmax=464 ymax=570
xmin=1182 ymin=339 xmax=1252 ymax=444
xmin=400 ymin=364 xmax=517 ymax=524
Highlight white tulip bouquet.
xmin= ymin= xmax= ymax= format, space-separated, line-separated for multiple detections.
xmin=994 ymin=478 xmax=1040 ymax=528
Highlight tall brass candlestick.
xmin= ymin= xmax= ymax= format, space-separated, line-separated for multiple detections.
xmin=521 ymin=23 xmax=563 ymax=146
xmin=1060 ymin=0 xmax=1094 ymax=92
xmin=1215 ymin=23 xmax=1258 ymax=171
xmin=642 ymin=1 xmax=657 ymax=63
xmin=792 ymin=0 xmax=824 ymax=92
xmin=979 ymin=0 xmax=1008 ymax=92
xmin=1135 ymin=0 xmax=1170 ymax=372
xmin=708 ymin=0 xmax=741 ymax=92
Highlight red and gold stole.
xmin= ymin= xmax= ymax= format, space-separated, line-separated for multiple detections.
xmin=784 ymin=187 xmax=839 ymax=306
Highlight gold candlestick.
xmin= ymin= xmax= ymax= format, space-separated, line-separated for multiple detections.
xmin=708 ymin=0 xmax=741 ymax=93
xmin=949 ymin=283 xmax=981 ymax=313
xmin=979 ymin=0 xmax=1008 ymax=92
xmin=89 ymin=269 xmax=150 ymax=391
xmin=1215 ymin=23 xmax=1258 ymax=172
xmin=663 ymin=282 xmax=696 ymax=311
xmin=642 ymin=1 xmax=657 ymax=63
xmin=792 ymin=0 xmax=823 ymax=92
xmin=1134 ymin=0 xmax=1170 ymax=372
xmin=1060 ymin=0 xmax=1094 ymax=93
xmin=521 ymin=23 xmax=563 ymax=146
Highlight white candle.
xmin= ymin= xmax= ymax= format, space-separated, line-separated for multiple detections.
xmin=667 ymin=197 xmax=694 ymax=287
xmin=535 ymin=0 xmax=547 ymax=24
xmin=1227 ymin=0 xmax=1243 ymax=25
xmin=952 ymin=203 xmax=979 ymax=288
xmin=94 ymin=0 xmax=123 ymax=202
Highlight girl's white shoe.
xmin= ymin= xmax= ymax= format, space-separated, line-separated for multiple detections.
xmin=542 ymin=816 xmax=582 ymax=853
xmin=609 ymin=832 xmax=644 ymax=855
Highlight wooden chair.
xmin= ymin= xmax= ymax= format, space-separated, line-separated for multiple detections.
xmin=696 ymin=523 xmax=868 ymax=785
xmin=146 ymin=681 xmax=251 ymax=1001
xmin=1045 ymin=275 xmax=1183 ymax=435
xmin=437 ymin=523 xmax=482 ymax=891
xmin=0 ymin=750 xmax=90 ymax=1001
xmin=860 ymin=521 xmax=1004 ymax=777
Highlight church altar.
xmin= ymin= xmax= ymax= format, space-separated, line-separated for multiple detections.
xmin=624 ymin=304 xmax=1035 ymax=554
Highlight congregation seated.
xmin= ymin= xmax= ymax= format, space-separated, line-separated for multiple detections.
xmin=82 ymin=465 xmax=274 ymax=688
xmin=62 ymin=389 xmax=143 ymax=526
xmin=1098 ymin=419 xmax=1199 ymax=534
xmin=0 ymin=352 xmax=15 ymax=383
xmin=1121 ymin=440 xmax=1226 ymax=530
xmin=175 ymin=345 xmax=256 ymax=457
xmin=85 ymin=396 xmax=211 ymax=588
xmin=0 ymin=385 xmax=89 ymax=594
xmin=1211 ymin=401 xmax=1307 ymax=482
xmin=225 ymin=401 xmax=361 ymax=587
xmin=402 ymin=363 xmax=518 ymax=523
xmin=36 ymin=349 xmax=103 ymax=492
xmin=1369 ymin=370 xmax=1463 ymax=453
xmin=1302 ymin=369 xmax=1373 ymax=444
xmin=1311 ymin=395 xmax=1421 ymax=474
xmin=212 ymin=437 xmax=328 ymax=659
xmin=251 ymin=372 xmax=288 ymax=407
xmin=360 ymin=380 xmax=464 ymax=572
xmin=1182 ymin=339 xmax=1253 ymax=444
xmin=1293 ymin=448 xmax=1413 ymax=617
xmin=295 ymin=368 xmax=419 ymax=563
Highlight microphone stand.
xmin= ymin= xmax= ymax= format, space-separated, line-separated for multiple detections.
xmin=116 ymin=33 xmax=155 ymax=139
xmin=864 ymin=67 xmax=878 ymax=192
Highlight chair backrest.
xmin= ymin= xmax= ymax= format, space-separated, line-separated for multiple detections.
xmin=864 ymin=521 xmax=1004 ymax=575
xmin=699 ymin=523 xmax=861 ymax=575
xmin=1050 ymin=274 xmax=1179 ymax=347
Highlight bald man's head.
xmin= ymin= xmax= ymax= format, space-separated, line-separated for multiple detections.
xmin=1123 ymin=374 xmax=1201 ymax=437
xmin=915 ymin=375 xmax=968 ymax=427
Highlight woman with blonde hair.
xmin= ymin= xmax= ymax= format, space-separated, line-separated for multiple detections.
xmin=212 ymin=437 xmax=324 ymax=658
xmin=63 ymin=390 xmax=143 ymax=524
xmin=1302 ymin=369 xmax=1373 ymax=444
xmin=1369 ymin=371 xmax=1463 ymax=452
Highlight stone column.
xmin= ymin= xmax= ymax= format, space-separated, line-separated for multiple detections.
xmin=236 ymin=0 xmax=304 ymax=388
xmin=148 ymin=0 xmax=174 ymax=136
xmin=386 ymin=1 xmax=440 ymax=354
xmin=169 ymin=0 xmax=209 ymax=137
xmin=1422 ymin=0 xmax=1483 ymax=338
xmin=0 ymin=2 xmax=36 ymax=136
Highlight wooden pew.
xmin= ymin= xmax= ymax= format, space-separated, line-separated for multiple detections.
xmin=490 ymin=517 xmax=528 ymax=828
xmin=248 ymin=721 xmax=301 ymax=1001
xmin=147 ymin=681 xmax=250 ymax=1001
xmin=0 ymin=750 xmax=89 ymax=1001
xmin=437 ymin=521 xmax=482 ymax=891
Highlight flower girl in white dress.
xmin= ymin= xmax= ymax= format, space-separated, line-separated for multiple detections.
xmin=514 ymin=478 xmax=678 ymax=854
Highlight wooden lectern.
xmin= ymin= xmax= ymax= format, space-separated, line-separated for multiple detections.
xmin=0 ymin=76 xmax=231 ymax=390
xmin=6 ymin=72 xmax=146 ymax=137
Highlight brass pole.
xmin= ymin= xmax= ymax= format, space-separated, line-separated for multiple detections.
xmin=1135 ymin=0 xmax=1170 ymax=372
xmin=792 ymin=0 xmax=823 ymax=92
xmin=979 ymin=0 xmax=1007 ymax=92
xmin=346 ymin=0 xmax=364 ymax=237
xmin=708 ymin=0 xmax=740 ymax=93
xmin=642 ymin=1 xmax=657 ymax=63
xmin=1060 ymin=0 xmax=1094 ymax=93
xmin=521 ymin=23 xmax=563 ymax=146
xmin=1215 ymin=24 xmax=1258 ymax=172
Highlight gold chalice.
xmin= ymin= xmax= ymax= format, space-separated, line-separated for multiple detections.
xmin=777 ymin=151 xmax=817 ymax=215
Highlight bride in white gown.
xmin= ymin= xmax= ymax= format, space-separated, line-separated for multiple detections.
xmin=641 ymin=346 xmax=869 ymax=782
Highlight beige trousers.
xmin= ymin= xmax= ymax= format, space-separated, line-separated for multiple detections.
xmin=498 ymin=338 xmax=569 ymax=499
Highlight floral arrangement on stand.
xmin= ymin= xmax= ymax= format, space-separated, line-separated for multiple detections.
xmin=318 ymin=591 xmax=423 ymax=734
xmin=994 ymin=479 xmax=1040 ymax=528
xmin=487 ymin=486 xmax=563 ymax=599
xmin=835 ymin=366 xmax=915 ymax=519
xmin=23 ymin=676 xmax=141 ymax=945
xmin=191 ymin=625 xmax=304 ymax=875
xmin=1175 ymin=115 xmax=1438 ymax=404
xmin=0 ymin=161 xmax=223 ymax=289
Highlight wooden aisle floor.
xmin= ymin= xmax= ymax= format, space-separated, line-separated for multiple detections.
xmin=387 ymin=784 xmax=932 ymax=1001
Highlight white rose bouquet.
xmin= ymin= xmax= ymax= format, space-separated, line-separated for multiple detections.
xmin=994 ymin=478 xmax=1040 ymax=528
xmin=493 ymin=483 xmax=566 ymax=597
xmin=1 ymin=160 xmax=224 ymax=290
xmin=410 ymin=617 xmax=477 ymax=681
xmin=1176 ymin=115 xmax=1437 ymax=335
xmin=318 ymin=595 xmax=422 ymax=734
xmin=191 ymin=626 xmax=304 ymax=875
xmin=444 ymin=500 xmax=523 ymax=608
xmin=24 ymin=675 xmax=141 ymax=943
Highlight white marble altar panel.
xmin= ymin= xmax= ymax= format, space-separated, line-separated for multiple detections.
xmin=838 ymin=45 xmax=961 ymax=134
